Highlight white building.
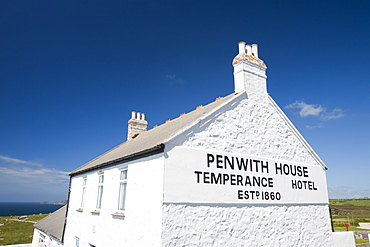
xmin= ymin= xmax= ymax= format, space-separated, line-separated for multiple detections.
xmin=33 ymin=42 xmax=338 ymax=246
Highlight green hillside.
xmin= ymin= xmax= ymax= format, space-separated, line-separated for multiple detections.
xmin=329 ymin=199 xmax=370 ymax=231
xmin=0 ymin=214 xmax=48 ymax=245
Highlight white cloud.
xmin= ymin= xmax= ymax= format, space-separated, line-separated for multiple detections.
xmin=285 ymin=101 xmax=324 ymax=117
xmin=0 ymin=155 xmax=69 ymax=201
xmin=306 ymin=123 xmax=325 ymax=129
xmin=0 ymin=155 xmax=41 ymax=167
xmin=165 ymin=74 xmax=184 ymax=85
xmin=0 ymin=166 xmax=68 ymax=183
xmin=285 ymin=100 xmax=345 ymax=129
xmin=321 ymin=108 xmax=345 ymax=120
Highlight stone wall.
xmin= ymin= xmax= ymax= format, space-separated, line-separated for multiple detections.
xmin=171 ymin=93 xmax=321 ymax=166
xmin=163 ymin=91 xmax=332 ymax=246
xmin=162 ymin=203 xmax=333 ymax=247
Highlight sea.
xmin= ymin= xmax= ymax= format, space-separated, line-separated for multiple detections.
xmin=0 ymin=202 xmax=64 ymax=216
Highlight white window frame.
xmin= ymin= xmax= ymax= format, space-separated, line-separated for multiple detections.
xmin=117 ymin=167 xmax=128 ymax=211
xmin=38 ymin=232 xmax=46 ymax=247
xmin=75 ymin=236 xmax=80 ymax=247
xmin=81 ymin=177 xmax=87 ymax=208
xmin=96 ymin=173 xmax=104 ymax=209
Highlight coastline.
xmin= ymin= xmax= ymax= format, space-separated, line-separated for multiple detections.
xmin=0 ymin=202 xmax=65 ymax=216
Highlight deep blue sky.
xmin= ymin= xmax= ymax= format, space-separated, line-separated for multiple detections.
xmin=0 ymin=0 xmax=369 ymax=202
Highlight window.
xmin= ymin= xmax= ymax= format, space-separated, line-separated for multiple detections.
xmin=38 ymin=233 xmax=46 ymax=247
xmin=118 ymin=168 xmax=128 ymax=211
xmin=96 ymin=173 xmax=104 ymax=209
xmin=81 ymin=177 xmax=87 ymax=207
xmin=75 ymin=236 xmax=80 ymax=247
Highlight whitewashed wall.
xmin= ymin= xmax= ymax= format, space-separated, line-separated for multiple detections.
xmin=162 ymin=204 xmax=332 ymax=247
xmin=332 ymin=232 xmax=356 ymax=247
xmin=168 ymin=93 xmax=321 ymax=165
xmin=163 ymin=92 xmax=333 ymax=246
xmin=63 ymin=154 xmax=164 ymax=247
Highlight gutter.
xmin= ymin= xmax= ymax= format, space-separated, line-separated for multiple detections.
xmin=69 ymin=144 xmax=165 ymax=176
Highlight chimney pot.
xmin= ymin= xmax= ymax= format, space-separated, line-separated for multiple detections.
xmin=127 ymin=111 xmax=148 ymax=140
xmin=245 ymin=45 xmax=252 ymax=55
xmin=251 ymin=44 xmax=258 ymax=58
xmin=232 ymin=41 xmax=267 ymax=101
xmin=238 ymin=41 xmax=246 ymax=54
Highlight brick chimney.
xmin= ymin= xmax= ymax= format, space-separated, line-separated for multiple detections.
xmin=127 ymin=111 xmax=148 ymax=140
xmin=232 ymin=41 xmax=268 ymax=103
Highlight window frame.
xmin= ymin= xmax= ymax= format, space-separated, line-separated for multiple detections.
xmin=117 ymin=167 xmax=128 ymax=212
xmin=96 ymin=172 xmax=104 ymax=210
xmin=81 ymin=177 xmax=87 ymax=208
xmin=75 ymin=236 xmax=80 ymax=247
xmin=38 ymin=232 xmax=46 ymax=247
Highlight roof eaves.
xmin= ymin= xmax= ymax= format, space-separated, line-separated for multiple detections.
xmin=70 ymin=144 xmax=165 ymax=176
xmin=35 ymin=227 xmax=63 ymax=243
xmin=34 ymin=205 xmax=67 ymax=242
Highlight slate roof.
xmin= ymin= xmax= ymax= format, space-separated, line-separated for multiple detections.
xmin=34 ymin=205 xmax=66 ymax=242
xmin=70 ymin=93 xmax=239 ymax=176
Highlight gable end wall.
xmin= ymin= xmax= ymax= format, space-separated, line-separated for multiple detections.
xmin=162 ymin=92 xmax=333 ymax=246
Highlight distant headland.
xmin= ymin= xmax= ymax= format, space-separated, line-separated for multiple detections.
xmin=40 ymin=200 xmax=67 ymax=205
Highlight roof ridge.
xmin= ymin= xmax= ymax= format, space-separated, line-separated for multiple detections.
xmin=162 ymin=92 xmax=242 ymax=144
xmin=135 ymin=93 xmax=236 ymax=135
xmin=70 ymin=92 xmax=239 ymax=175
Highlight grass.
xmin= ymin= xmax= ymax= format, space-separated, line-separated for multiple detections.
xmin=26 ymin=214 xmax=49 ymax=222
xmin=329 ymin=199 xmax=370 ymax=232
xmin=0 ymin=214 xmax=49 ymax=245
xmin=332 ymin=218 xmax=347 ymax=222
xmin=330 ymin=199 xmax=370 ymax=207
xmin=356 ymin=239 xmax=370 ymax=244
xmin=334 ymin=225 xmax=369 ymax=231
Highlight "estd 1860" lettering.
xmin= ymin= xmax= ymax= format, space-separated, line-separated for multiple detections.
xmin=237 ymin=190 xmax=282 ymax=201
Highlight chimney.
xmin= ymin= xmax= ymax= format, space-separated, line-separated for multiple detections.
xmin=232 ymin=41 xmax=267 ymax=103
xmin=127 ymin=111 xmax=148 ymax=140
